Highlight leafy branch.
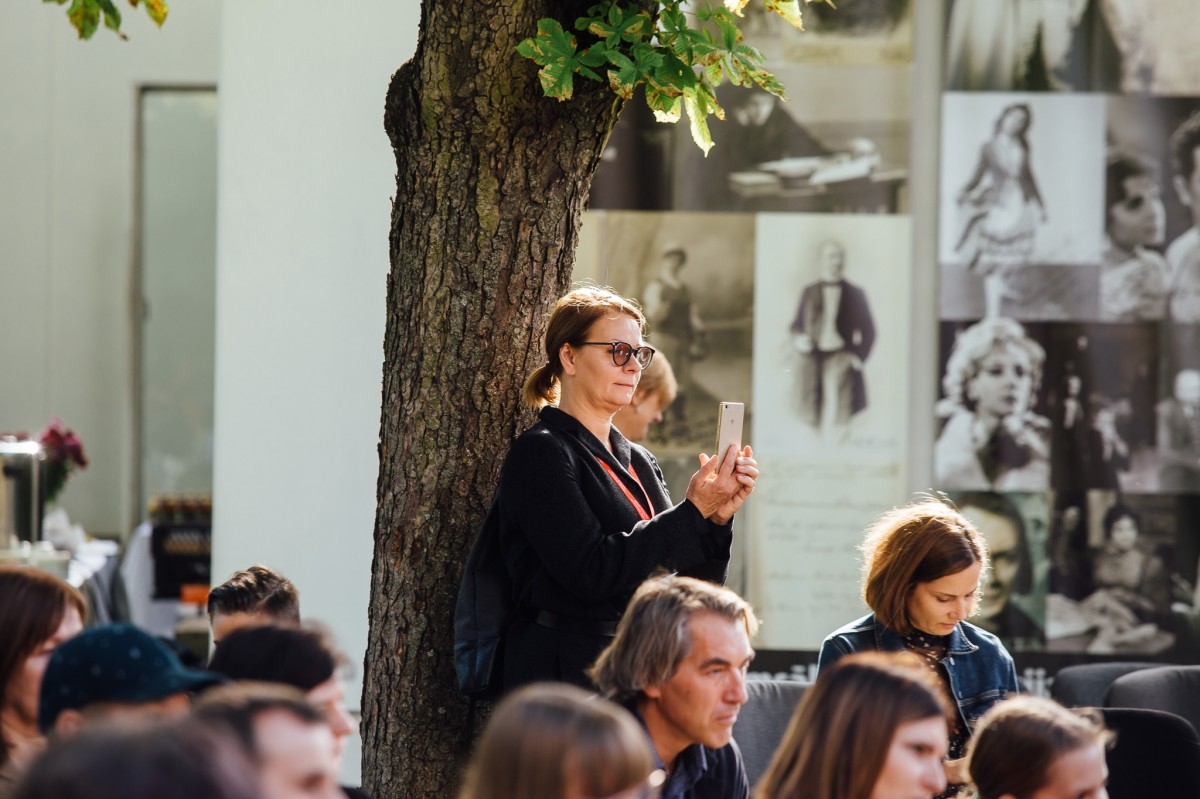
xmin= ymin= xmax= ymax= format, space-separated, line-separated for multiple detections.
xmin=43 ymin=0 xmax=168 ymax=41
xmin=517 ymin=0 xmax=834 ymax=154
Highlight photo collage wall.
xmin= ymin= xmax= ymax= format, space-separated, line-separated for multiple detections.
xmin=574 ymin=0 xmax=917 ymax=658
xmin=574 ymin=0 xmax=1200 ymax=677
xmin=936 ymin=0 xmax=1200 ymax=666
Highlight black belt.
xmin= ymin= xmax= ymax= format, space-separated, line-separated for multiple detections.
xmin=535 ymin=610 xmax=618 ymax=637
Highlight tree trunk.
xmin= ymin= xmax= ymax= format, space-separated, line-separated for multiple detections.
xmin=362 ymin=2 xmax=622 ymax=796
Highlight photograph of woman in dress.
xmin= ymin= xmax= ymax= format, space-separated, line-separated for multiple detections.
xmin=935 ymin=317 xmax=1050 ymax=491
xmin=954 ymin=103 xmax=1046 ymax=318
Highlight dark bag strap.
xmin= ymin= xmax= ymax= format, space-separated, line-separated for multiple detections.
xmin=453 ymin=497 xmax=511 ymax=699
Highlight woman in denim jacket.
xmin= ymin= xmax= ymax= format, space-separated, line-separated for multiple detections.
xmin=818 ymin=498 xmax=1020 ymax=796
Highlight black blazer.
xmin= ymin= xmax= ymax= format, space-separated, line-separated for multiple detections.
xmin=498 ymin=407 xmax=733 ymax=689
xmin=790 ymin=279 xmax=875 ymax=361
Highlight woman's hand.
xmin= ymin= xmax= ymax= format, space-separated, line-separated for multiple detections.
xmin=685 ymin=445 xmax=758 ymax=524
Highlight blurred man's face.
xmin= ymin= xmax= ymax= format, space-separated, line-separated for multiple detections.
xmin=741 ymin=93 xmax=775 ymax=126
xmin=254 ymin=710 xmax=342 ymax=799
xmin=818 ymin=242 xmax=845 ymax=282
xmin=962 ymin=505 xmax=1022 ymax=622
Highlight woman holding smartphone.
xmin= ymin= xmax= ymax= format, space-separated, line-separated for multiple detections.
xmin=495 ymin=286 xmax=757 ymax=693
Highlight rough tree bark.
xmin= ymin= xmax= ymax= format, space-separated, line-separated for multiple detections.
xmin=362 ymin=2 xmax=626 ymax=797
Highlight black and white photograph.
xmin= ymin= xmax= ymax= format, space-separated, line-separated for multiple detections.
xmin=1100 ymin=0 xmax=1200 ymax=95
xmin=1045 ymin=491 xmax=1183 ymax=656
xmin=1107 ymin=97 xmax=1200 ymax=325
xmin=674 ymin=63 xmax=911 ymax=214
xmin=752 ymin=213 xmax=911 ymax=460
xmin=588 ymin=89 xmax=674 ymax=211
xmin=1153 ymin=363 xmax=1200 ymax=494
xmin=944 ymin=0 xmax=1122 ymax=93
xmin=950 ymin=490 xmax=1048 ymax=652
xmin=940 ymin=92 xmax=1106 ymax=321
xmin=933 ymin=317 xmax=1052 ymax=492
xmin=746 ymin=0 xmax=913 ymax=67
xmin=1043 ymin=322 xmax=1159 ymax=492
xmin=590 ymin=211 xmax=755 ymax=459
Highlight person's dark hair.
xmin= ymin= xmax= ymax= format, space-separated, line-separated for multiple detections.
xmin=755 ymin=652 xmax=951 ymax=799
xmin=206 ymin=565 xmax=300 ymax=623
xmin=993 ymin=103 xmax=1033 ymax=144
xmin=954 ymin=491 xmax=1033 ymax=594
xmin=11 ymin=720 xmax=259 ymax=799
xmin=0 ymin=566 xmax=86 ymax=766
xmin=1101 ymin=503 xmax=1141 ymax=541
xmin=458 ymin=683 xmax=657 ymax=799
xmin=861 ymin=498 xmax=989 ymax=634
xmin=1105 ymin=150 xmax=1156 ymax=224
xmin=205 ymin=625 xmax=341 ymax=691
xmin=1169 ymin=110 xmax=1200 ymax=184
xmin=968 ymin=696 xmax=1112 ymax=799
xmin=192 ymin=681 xmax=325 ymax=761
xmin=521 ymin=286 xmax=647 ymax=410
xmin=588 ymin=573 xmax=758 ymax=703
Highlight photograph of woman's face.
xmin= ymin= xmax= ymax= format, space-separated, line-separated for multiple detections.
xmin=999 ymin=106 xmax=1029 ymax=136
xmin=1108 ymin=514 xmax=1139 ymax=552
xmin=967 ymin=343 xmax=1033 ymax=419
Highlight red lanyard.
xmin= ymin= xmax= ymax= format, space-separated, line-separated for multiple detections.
xmin=596 ymin=458 xmax=652 ymax=521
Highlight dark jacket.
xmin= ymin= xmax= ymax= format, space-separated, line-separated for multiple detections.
xmin=628 ymin=702 xmax=750 ymax=799
xmin=817 ymin=613 xmax=1020 ymax=733
xmin=790 ymin=279 xmax=875 ymax=422
xmin=499 ymin=407 xmax=734 ymax=691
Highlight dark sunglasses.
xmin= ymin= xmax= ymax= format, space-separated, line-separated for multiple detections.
xmin=579 ymin=341 xmax=655 ymax=369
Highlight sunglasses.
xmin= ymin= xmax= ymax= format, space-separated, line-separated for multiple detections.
xmin=579 ymin=341 xmax=656 ymax=369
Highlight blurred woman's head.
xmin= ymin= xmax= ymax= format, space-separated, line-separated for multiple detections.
xmin=458 ymin=682 xmax=659 ymax=799
xmin=522 ymin=286 xmax=649 ymax=412
xmin=861 ymin=498 xmax=989 ymax=636
xmin=968 ymin=696 xmax=1111 ymax=799
xmin=612 ymin=352 xmax=677 ymax=443
xmin=755 ymin=652 xmax=950 ymax=799
xmin=942 ymin=318 xmax=1044 ymax=421
xmin=0 ymin=566 xmax=86 ymax=764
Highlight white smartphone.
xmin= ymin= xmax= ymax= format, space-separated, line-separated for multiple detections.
xmin=714 ymin=402 xmax=744 ymax=469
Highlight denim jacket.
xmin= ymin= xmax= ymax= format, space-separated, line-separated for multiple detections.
xmin=817 ymin=613 xmax=1020 ymax=732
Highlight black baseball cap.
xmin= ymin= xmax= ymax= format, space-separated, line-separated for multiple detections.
xmin=38 ymin=623 xmax=225 ymax=732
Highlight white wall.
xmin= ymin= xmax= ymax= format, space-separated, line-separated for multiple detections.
xmin=212 ymin=0 xmax=421 ymax=742
xmin=0 ymin=2 xmax=221 ymax=535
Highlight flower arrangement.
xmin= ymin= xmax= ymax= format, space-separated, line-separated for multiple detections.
xmin=38 ymin=418 xmax=88 ymax=504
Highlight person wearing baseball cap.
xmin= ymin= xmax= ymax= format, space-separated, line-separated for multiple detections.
xmin=38 ymin=623 xmax=224 ymax=738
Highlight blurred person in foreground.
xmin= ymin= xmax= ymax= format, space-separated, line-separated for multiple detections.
xmin=195 ymin=682 xmax=343 ymax=799
xmin=968 ymin=695 xmax=1110 ymax=799
xmin=458 ymin=682 xmax=661 ymax=799
xmin=11 ymin=720 xmax=258 ymax=799
xmin=0 ymin=567 xmax=85 ymax=797
xmin=756 ymin=652 xmax=951 ymax=799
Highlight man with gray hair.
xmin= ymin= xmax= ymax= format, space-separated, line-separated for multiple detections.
xmin=588 ymin=574 xmax=757 ymax=799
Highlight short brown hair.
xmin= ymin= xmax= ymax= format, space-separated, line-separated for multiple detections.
xmin=861 ymin=498 xmax=988 ymax=634
xmin=207 ymin=565 xmax=300 ymax=623
xmin=521 ymin=286 xmax=647 ymax=410
xmin=968 ymin=696 xmax=1113 ymax=799
xmin=588 ymin=573 xmax=758 ymax=703
xmin=458 ymin=683 xmax=655 ymax=799
xmin=756 ymin=652 xmax=951 ymax=799
xmin=0 ymin=566 xmax=86 ymax=766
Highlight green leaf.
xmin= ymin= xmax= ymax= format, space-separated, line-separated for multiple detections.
xmin=645 ymin=80 xmax=682 ymax=123
xmin=67 ymin=0 xmax=101 ymax=39
xmin=96 ymin=0 xmax=126 ymax=38
xmin=604 ymin=50 xmax=639 ymax=100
